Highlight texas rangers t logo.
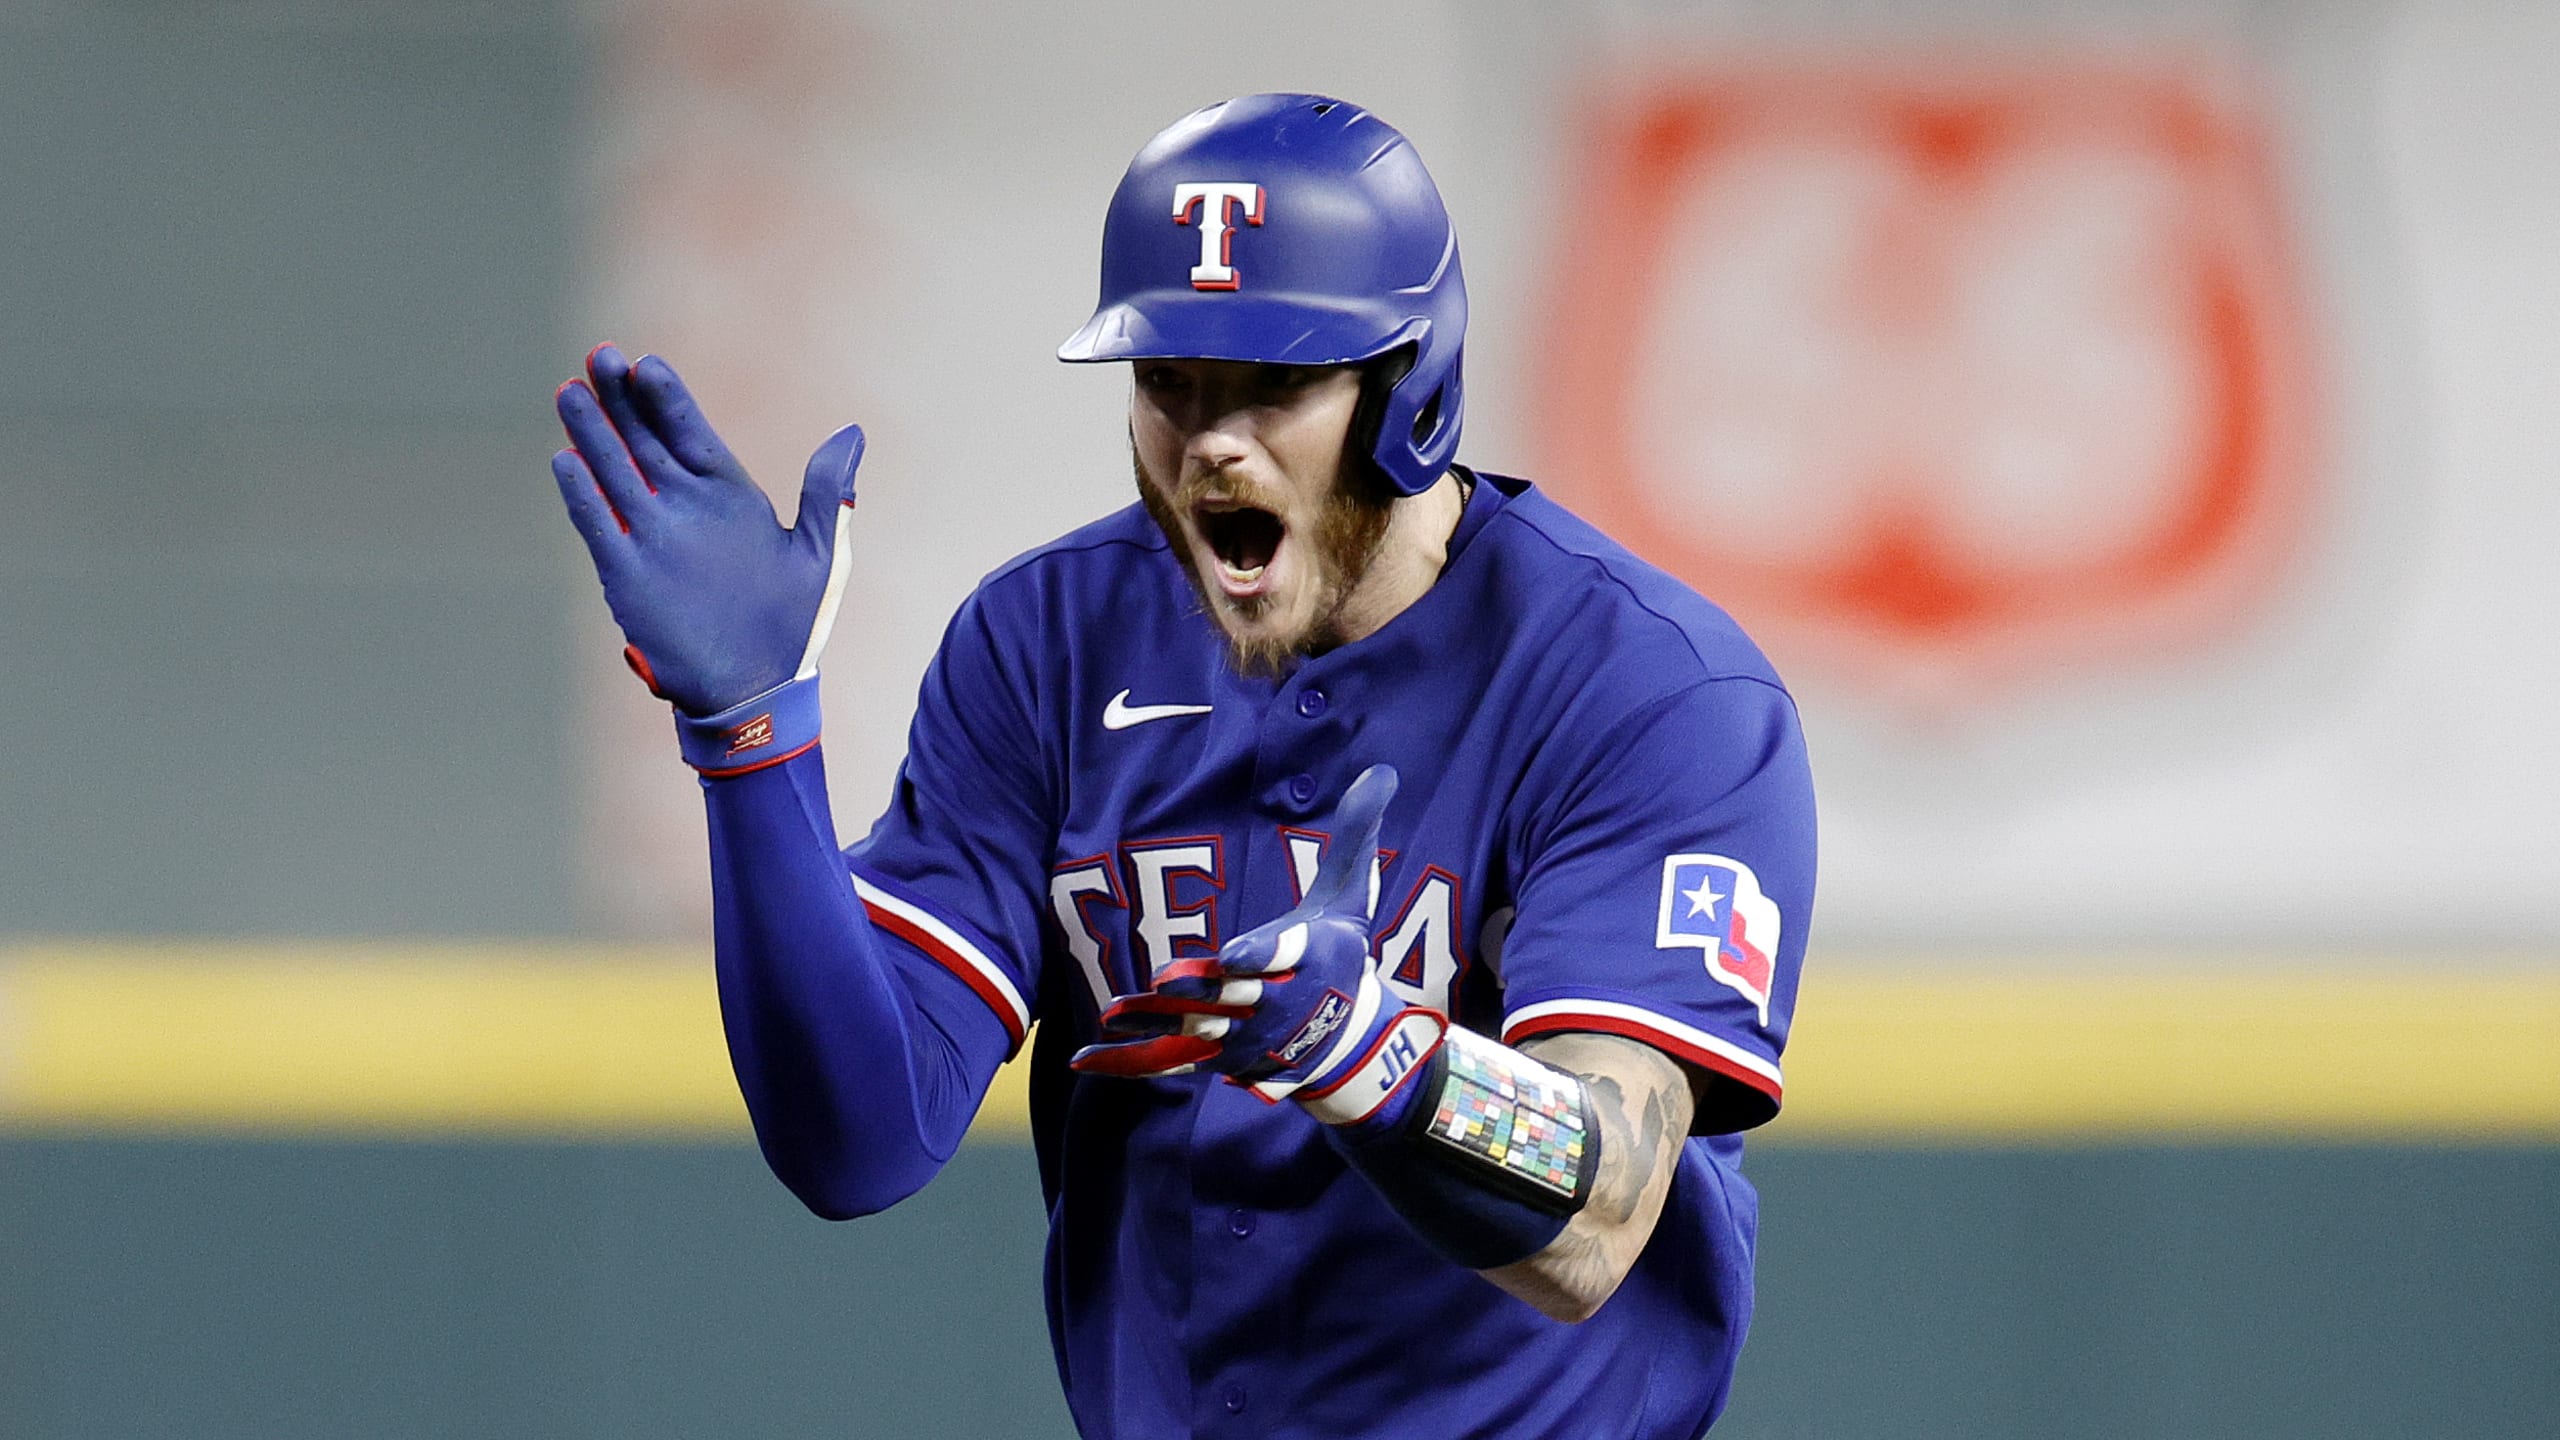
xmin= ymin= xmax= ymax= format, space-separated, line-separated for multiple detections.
xmin=1657 ymin=854 xmax=1779 ymax=1025
xmin=1172 ymin=182 xmax=1265 ymax=290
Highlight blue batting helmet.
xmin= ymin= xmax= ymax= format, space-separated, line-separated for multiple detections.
xmin=1058 ymin=93 xmax=1467 ymax=497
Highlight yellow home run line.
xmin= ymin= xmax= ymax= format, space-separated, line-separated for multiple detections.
xmin=1 ymin=943 xmax=2554 ymax=1142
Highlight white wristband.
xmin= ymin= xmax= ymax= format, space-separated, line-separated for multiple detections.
xmin=1297 ymin=1009 xmax=1448 ymax=1126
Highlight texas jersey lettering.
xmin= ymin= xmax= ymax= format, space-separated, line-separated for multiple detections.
xmin=1050 ymin=824 xmax=1464 ymax=1014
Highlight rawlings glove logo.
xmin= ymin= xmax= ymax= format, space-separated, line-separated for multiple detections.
xmin=725 ymin=713 xmax=776 ymax=755
xmin=1276 ymin=989 xmax=1353 ymax=1066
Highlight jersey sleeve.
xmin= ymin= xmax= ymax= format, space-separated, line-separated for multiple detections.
xmin=841 ymin=585 xmax=1056 ymax=1050
xmin=1497 ymin=675 xmax=1815 ymax=1133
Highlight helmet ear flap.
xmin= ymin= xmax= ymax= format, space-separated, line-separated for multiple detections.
xmin=1410 ymin=385 xmax=1445 ymax=449
xmin=1356 ymin=343 xmax=1462 ymax=497
xmin=1407 ymin=349 xmax=1460 ymax=456
xmin=1349 ymin=347 xmax=1418 ymax=501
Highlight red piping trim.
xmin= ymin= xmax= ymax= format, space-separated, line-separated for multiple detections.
xmin=864 ymin=900 xmax=1029 ymax=1049
xmin=1504 ymin=1011 xmax=1784 ymax=1105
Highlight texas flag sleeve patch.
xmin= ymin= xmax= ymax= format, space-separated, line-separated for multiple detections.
xmin=1656 ymin=854 xmax=1780 ymax=1027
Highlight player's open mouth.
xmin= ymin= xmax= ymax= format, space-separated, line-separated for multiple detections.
xmin=1196 ymin=501 xmax=1285 ymax=598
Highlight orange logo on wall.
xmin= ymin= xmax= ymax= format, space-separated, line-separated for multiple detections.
xmin=1540 ymin=58 xmax=2315 ymax=697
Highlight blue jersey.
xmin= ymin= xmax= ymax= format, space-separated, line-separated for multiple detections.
xmin=830 ymin=471 xmax=1814 ymax=1439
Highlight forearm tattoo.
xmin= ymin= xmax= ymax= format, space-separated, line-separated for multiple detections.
xmin=1487 ymin=1034 xmax=1694 ymax=1319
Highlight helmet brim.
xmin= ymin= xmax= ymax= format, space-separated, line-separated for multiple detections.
xmin=1058 ymin=290 xmax=1422 ymax=368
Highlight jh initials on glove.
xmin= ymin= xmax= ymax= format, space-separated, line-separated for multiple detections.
xmin=1071 ymin=765 xmax=1449 ymax=1129
xmin=551 ymin=343 xmax=864 ymax=723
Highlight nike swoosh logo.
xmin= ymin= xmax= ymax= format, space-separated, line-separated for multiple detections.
xmin=1103 ymin=688 xmax=1214 ymax=731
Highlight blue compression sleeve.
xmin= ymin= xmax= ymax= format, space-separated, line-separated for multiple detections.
xmin=703 ymin=741 xmax=1015 ymax=1219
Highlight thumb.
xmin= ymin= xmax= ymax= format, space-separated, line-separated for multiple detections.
xmin=788 ymin=424 xmax=867 ymax=682
xmin=1303 ymin=764 xmax=1398 ymax=920
xmin=794 ymin=423 xmax=866 ymax=545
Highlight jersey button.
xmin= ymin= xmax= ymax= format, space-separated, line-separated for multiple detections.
xmin=1223 ymin=1386 xmax=1248 ymax=1415
xmin=1227 ymin=1208 xmax=1255 ymax=1238
xmin=1295 ymin=688 xmax=1328 ymax=719
xmin=1286 ymin=774 xmax=1316 ymax=805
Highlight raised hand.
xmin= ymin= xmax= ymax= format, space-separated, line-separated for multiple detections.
xmin=1072 ymin=765 xmax=1418 ymax=1106
xmin=551 ymin=344 xmax=864 ymax=717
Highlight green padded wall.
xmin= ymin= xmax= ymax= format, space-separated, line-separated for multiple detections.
xmin=6 ymin=1140 xmax=2551 ymax=1440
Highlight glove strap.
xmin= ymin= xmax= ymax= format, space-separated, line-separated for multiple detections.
xmin=674 ymin=675 xmax=823 ymax=778
xmin=1296 ymin=1006 xmax=1446 ymax=1126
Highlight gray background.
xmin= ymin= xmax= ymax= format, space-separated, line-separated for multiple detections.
xmin=1 ymin=3 xmax=581 ymax=935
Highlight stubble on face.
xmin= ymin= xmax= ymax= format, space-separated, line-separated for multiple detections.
xmin=1134 ymin=446 xmax=1396 ymax=679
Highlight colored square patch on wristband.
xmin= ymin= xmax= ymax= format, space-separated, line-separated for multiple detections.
xmin=1424 ymin=1030 xmax=1589 ymax=1202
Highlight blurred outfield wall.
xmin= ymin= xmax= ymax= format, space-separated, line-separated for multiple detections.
xmin=2 ymin=2 xmax=2555 ymax=1438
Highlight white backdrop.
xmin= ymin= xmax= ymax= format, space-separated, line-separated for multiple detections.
xmin=570 ymin=0 xmax=2560 ymax=951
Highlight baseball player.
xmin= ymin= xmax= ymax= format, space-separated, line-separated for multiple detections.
xmin=551 ymin=93 xmax=1814 ymax=1439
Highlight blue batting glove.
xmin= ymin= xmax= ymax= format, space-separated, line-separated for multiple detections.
xmin=1072 ymin=766 xmax=1449 ymax=1127
xmin=550 ymin=344 xmax=863 ymax=725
